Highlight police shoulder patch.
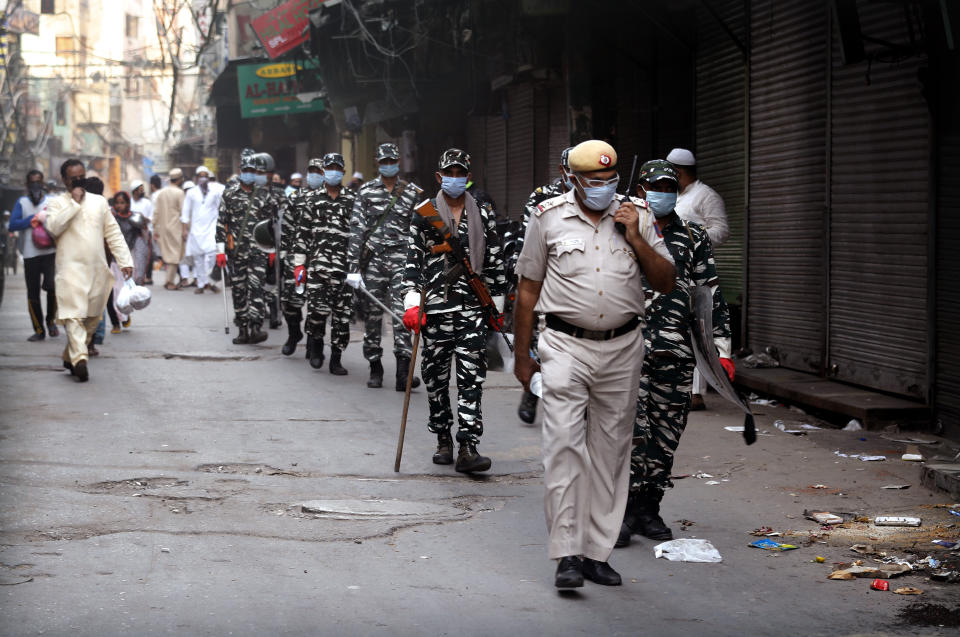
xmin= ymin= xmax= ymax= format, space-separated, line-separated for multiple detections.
xmin=535 ymin=194 xmax=566 ymax=216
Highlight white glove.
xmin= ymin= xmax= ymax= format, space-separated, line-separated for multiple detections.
xmin=403 ymin=290 xmax=421 ymax=311
xmin=216 ymin=242 xmax=225 ymax=255
xmin=346 ymin=272 xmax=365 ymax=289
xmin=715 ymin=337 xmax=732 ymax=359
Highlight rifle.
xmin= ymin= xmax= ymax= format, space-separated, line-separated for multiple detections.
xmin=412 ymin=199 xmax=513 ymax=353
xmin=615 ymin=154 xmax=639 ymax=235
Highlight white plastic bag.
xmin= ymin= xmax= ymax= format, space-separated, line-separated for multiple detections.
xmin=653 ymin=539 xmax=723 ymax=563
xmin=129 ymin=282 xmax=151 ymax=310
xmin=116 ymin=279 xmax=136 ymax=314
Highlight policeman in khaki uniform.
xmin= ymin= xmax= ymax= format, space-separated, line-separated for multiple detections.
xmin=513 ymin=140 xmax=676 ymax=589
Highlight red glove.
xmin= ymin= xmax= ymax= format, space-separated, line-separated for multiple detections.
xmin=268 ymin=253 xmax=276 ymax=267
xmin=488 ymin=312 xmax=504 ymax=331
xmin=402 ymin=306 xmax=426 ymax=333
xmin=720 ymin=357 xmax=735 ymax=382
xmin=216 ymin=253 xmax=227 ymax=268
xmin=293 ymin=265 xmax=306 ymax=284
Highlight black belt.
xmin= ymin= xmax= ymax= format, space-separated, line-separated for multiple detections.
xmin=545 ymin=314 xmax=640 ymax=341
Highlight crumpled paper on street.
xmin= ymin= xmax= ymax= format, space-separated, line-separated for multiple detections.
xmin=654 ymin=539 xmax=723 ymax=563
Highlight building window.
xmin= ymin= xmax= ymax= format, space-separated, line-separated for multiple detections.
xmin=55 ymin=36 xmax=73 ymax=57
xmin=125 ymin=14 xmax=138 ymax=38
xmin=41 ymin=0 xmax=55 ymax=14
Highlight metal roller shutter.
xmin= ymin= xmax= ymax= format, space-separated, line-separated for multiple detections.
xmin=695 ymin=0 xmax=747 ymax=305
xmin=485 ymin=110 xmax=507 ymax=213
xmin=747 ymin=0 xmax=828 ymax=373
xmin=506 ymin=83 xmax=535 ymax=220
xmin=468 ymin=116 xmax=487 ymax=193
xmin=534 ymin=84 xmax=569 ymax=189
xmin=936 ymin=130 xmax=960 ymax=435
xmin=828 ymin=2 xmax=930 ymax=398
xmin=548 ymin=84 xmax=570 ymax=173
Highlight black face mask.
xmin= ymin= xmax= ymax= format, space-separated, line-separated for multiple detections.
xmin=27 ymin=182 xmax=45 ymax=202
xmin=70 ymin=176 xmax=87 ymax=190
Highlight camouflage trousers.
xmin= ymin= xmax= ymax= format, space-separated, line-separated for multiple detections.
xmin=629 ymin=351 xmax=695 ymax=498
xmin=228 ymin=246 xmax=267 ymax=326
xmin=361 ymin=251 xmax=412 ymax=361
xmin=305 ymin=270 xmax=351 ymax=352
xmin=421 ymin=307 xmax=488 ymax=444
xmin=281 ymin=253 xmax=304 ymax=312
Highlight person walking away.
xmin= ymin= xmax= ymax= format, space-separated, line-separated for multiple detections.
xmin=8 ymin=169 xmax=58 ymax=341
xmin=180 ymin=166 xmax=224 ymax=293
xmin=512 ymin=141 xmax=675 ymax=589
xmin=34 ymin=159 xmax=133 ymax=382
xmin=400 ymin=148 xmax=507 ymax=474
xmin=153 ymin=168 xmax=186 ymax=290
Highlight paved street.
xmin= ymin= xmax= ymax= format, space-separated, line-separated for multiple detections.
xmin=0 ymin=274 xmax=957 ymax=636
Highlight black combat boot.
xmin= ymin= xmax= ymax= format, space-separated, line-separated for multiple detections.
xmin=232 ymin=324 xmax=250 ymax=345
xmin=309 ymin=339 xmax=325 ymax=369
xmin=248 ymin=323 xmax=268 ymax=344
xmin=394 ymin=355 xmax=421 ymax=392
xmin=615 ymin=492 xmax=643 ymax=548
xmin=455 ymin=441 xmax=491 ymax=473
xmin=305 ymin=335 xmax=313 ymax=359
xmin=281 ymin=313 xmax=302 ymax=356
xmin=631 ymin=488 xmax=673 ymax=541
xmin=269 ymin=302 xmax=282 ymax=329
xmin=432 ymin=430 xmax=454 ymax=465
xmin=517 ymin=390 xmax=538 ymax=424
xmin=329 ymin=348 xmax=347 ymax=375
xmin=367 ymin=359 xmax=384 ymax=388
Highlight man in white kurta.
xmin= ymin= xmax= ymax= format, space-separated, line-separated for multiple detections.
xmin=39 ymin=160 xmax=133 ymax=381
xmin=180 ymin=166 xmax=225 ymax=292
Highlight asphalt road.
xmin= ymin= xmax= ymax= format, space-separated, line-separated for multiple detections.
xmin=1 ymin=273 xmax=957 ymax=636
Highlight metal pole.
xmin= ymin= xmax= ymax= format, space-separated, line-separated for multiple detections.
xmin=395 ymin=291 xmax=425 ymax=472
xmin=221 ymin=265 xmax=230 ymax=334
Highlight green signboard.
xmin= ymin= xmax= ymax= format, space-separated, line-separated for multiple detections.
xmin=236 ymin=60 xmax=325 ymax=119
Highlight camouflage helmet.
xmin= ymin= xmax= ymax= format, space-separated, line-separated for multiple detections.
xmin=252 ymin=218 xmax=276 ymax=254
xmin=438 ymin=148 xmax=470 ymax=171
xmin=322 ymin=152 xmax=345 ymax=168
xmin=240 ymin=150 xmax=258 ymax=170
xmin=307 ymin=158 xmax=324 ymax=171
xmin=253 ymin=152 xmax=275 ymax=172
xmin=376 ymin=142 xmax=400 ymax=161
xmin=560 ymin=146 xmax=574 ymax=171
xmin=639 ymin=159 xmax=679 ymax=185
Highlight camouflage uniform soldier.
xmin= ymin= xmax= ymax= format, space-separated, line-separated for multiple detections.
xmin=515 ymin=146 xmax=573 ymax=424
xmin=617 ymin=160 xmax=733 ymax=547
xmin=400 ymin=148 xmax=507 ymax=474
xmin=279 ymin=160 xmax=321 ymax=356
xmin=293 ymin=153 xmax=355 ymax=375
xmin=216 ymin=151 xmax=275 ymax=344
xmin=254 ymin=153 xmax=285 ymax=330
xmin=348 ymin=142 xmax=423 ymax=390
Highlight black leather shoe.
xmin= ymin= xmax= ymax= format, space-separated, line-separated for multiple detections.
xmin=367 ymin=360 xmax=384 ymax=388
xmin=74 ymin=360 xmax=89 ymax=383
xmin=432 ymin=431 xmax=454 ymax=465
xmin=614 ymin=521 xmax=633 ymax=548
xmin=517 ymin=390 xmax=538 ymax=423
xmin=455 ymin=442 xmax=491 ymax=473
xmin=248 ymin=324 xmax=268 ymax=344
xmin=634 ymin=511 xmax=673 ymax=540
xmin=329 ymin=348 xmax=348 ymax=375
xmin=309 ymin=340 xmax=325 ymax=370
xmin=555 ymin=556 xmax=583 ymax=588
xmin=232 ymin=325 xmax=250 ymax=345
xmin=582 ymin=558 xmax=621 ymax=586
xmin=28 ymin=332 xmax=45 ymax=342
xmin=63 ymin=360 xmax=75 ymax=375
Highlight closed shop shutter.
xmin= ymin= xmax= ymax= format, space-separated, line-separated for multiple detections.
xmin=747 ymin=1 xmax=828 ymax=373
xmin=468 ymin=116 xmax=487 ymax=193
xmin=548 ymin=84 xmax=570 ymax=173
xmin=505 ymin=83 xmax=535 ymax=220
xmin=828 ymin=2 xmax=930 ymax=398
xmin=534 ymin=84 xmax=569 ymax=189
xmin=485 ymin=110 xmax=507 ymax=213
xmin=936 ymin=129 xmax=960 ymax=435
xmin=695 ymin=0 xmax=748 ymax=305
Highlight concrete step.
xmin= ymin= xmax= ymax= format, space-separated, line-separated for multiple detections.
xmin=734 ymin=367 xmax=930 ymax=430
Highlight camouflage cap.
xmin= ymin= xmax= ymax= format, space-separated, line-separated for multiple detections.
xmin=560 ymin=146 xmax=574 ymax=171
xmin=240 ymin=150 xmax=258 ymax=170
xmin=307 ymin=158 xmax=324 ymax=170
xmin=639 ymin=159 xmax=679 ymax=185
xmin=322 ymin=152 xmax=345 ymax=168
xmin=376 ymin=142 xmax=400 ymax=161
xmin=438 ymin=148 xmax=470 ymax=171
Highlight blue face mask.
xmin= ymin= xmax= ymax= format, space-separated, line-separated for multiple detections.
xmin=323 ymin=170 xmax=344 ymax=186
xmin=379 ymin=163 xmax=399 ymax=178
xmin=579 ymin=182 xmax=618 ymax=211
xmin=441 ymin=176 xmax=468 ymax=198
xmin=239 ymin=171 xmax=256 ymax=185
xmin=645 ymin=191 xmax=677 ymax=217
xmin=306 ymin=173 xmax=323 ymax=189
xmin=254 ymin=174 xmax=267 ymax=187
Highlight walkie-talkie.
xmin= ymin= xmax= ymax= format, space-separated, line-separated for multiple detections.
xmin=615 ymin=154 xmax=640 ymax=235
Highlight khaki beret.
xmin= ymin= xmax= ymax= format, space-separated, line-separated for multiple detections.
xmin=568 ymin=140 xmax=617 ymax=172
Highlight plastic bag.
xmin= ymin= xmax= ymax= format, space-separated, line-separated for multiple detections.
xmin=653 ymin=539 xmax=723 ymax=563
xmin=116 ymin=278 xmax=150 ymax=313
xmin=129 ymin=282 xmax=151 ymax=310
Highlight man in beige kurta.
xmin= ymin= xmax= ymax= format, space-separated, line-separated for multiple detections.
xmin=153 ymin=168 xmax=186 ymax=289
xmin=37 ymin=159 xmax=133 ymax=382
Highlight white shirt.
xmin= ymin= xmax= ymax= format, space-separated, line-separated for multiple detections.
xmin=675 ymin=179 xmax=729 ymax=247
xmin=180 ymin=181 xmax=225 ymax=256
xmin=130 ymin=195 xmax=154 ymax=225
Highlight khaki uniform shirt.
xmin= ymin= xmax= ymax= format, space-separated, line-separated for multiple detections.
xmin=515 ymin=189 xmax=673 ymax=331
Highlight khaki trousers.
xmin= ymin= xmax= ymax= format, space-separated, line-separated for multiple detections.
xmin=61 ymin=316 xmax=101 ymax=365
xmin=165 ymin=263 xmax=179 ymax=286
xmin=539 ymin=326 xmax=645 ymax=562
